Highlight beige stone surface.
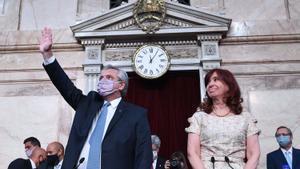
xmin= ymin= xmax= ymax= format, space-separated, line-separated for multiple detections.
xmin=220 ymin=43 xmax=300 ymax=62
xmin=289 ymin=0 xmax=300 ymax=19
xmin=20 ymin=0 xmax=77 ymax=30
xmin=0 ymin=52 xmax=85 ymax=71
xmin=249 ymin=89 xmax=300 ymax=168
xmin=0 ymin=0 xmax=20 ymax=31
xmin=0 ymin=95 xmax=73 ymax=169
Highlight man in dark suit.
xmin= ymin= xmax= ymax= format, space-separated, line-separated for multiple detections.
xmin=39 ymin=27 xmax=152 ymax=169
xmin=8 ymin=147 xmax=47 ymax=169
xmin=151 ymin=135 xmax=166 ymax=169
xmin=267 ymin=126 xmax=300 ymax=169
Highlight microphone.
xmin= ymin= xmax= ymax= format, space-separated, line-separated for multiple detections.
xmin=210 ymin=156 xmax=215 ymax=169
xmin=224 ymin=156 xmax=234 ymax=169
xmin=73 ymin=157 xmax=85 ymax=169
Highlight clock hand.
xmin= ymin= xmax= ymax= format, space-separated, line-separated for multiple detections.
xmin=150 ymin=50 xmax=159 ymax=63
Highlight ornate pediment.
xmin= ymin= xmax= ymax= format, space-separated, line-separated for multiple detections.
xmin=70 ymin=1 xmax=231 ymax=41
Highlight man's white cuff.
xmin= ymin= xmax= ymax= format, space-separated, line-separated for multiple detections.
xmin=43 ymin=56 xmax=56 ymax=65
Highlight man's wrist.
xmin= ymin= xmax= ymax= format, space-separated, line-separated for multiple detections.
xmin=43 ymin=55 xmax=56 ymax=65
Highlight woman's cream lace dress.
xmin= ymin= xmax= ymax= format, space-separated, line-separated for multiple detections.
xmin=185 ymin=111 xmax=260 ymax=169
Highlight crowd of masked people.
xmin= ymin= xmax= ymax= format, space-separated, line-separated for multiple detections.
xmin=8 ymin=137 xmax=64 ymax=169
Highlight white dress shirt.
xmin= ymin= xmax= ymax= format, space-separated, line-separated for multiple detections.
xmin=281 ymin=147 xmax=293 ymax=167
xmin=54 ymin=160 xmax=63 ymax=169
xmin=29 ymin=158 xmax=36 ymax=169
xmin=152 ymin=158 xmax=157 ymax=169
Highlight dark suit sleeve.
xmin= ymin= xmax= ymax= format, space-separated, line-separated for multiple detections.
xmin=8 ymin=159 xmax=29 ymax=169
xmin=43 ymin=59 xmax=84 ymax=110
xmin=266 ymin=153 xmax=275 ymax=169
xmin=134 ymin=110 xmax=152 ymax=169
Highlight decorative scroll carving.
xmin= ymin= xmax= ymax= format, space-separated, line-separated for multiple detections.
xmin=168 ymin=47 xmax=198 ymax=59
xmin=104 ymin=50 xmax=135 ymax=61
xmin=104 ymin=46 xmax=198 ymax=61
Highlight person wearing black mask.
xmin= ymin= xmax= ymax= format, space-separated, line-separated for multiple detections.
xmin=267 ymin=126 xmax=300 ymax=169
xmin=45 ymin=142 xmax=64 ymax=169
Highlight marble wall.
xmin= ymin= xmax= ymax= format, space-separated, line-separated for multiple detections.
xmin=0 ymin=0 xmax=300 ymax=169
xmin=249 ymin=89 xmax=300 ymax=168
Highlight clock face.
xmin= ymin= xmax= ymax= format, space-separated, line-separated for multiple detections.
xmin=133 ymin=45 xmax=170 ymax=79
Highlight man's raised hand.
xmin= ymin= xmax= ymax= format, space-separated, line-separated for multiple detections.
xmin=39 ymin=27 xmax=53 ymax=59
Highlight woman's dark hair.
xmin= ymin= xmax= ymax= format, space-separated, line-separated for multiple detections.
xmin=200 ymin=68 xmax=243 ymax=115
xmin=170 ymin=151 xmax=189 ymax=169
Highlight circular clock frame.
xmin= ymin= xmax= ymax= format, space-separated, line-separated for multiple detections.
xmin=132 ymin=44 xmax=170 ymax=79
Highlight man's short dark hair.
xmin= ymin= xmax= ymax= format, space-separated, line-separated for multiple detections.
xmin=23 ymin=137 xmax=41 ymax=147
xmin=275 ymin=126 xmax=293 ymax=137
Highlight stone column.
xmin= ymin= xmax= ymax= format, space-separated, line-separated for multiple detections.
xmin=197 ymin=34 xmax=222 ymax=100
xmin=82 ymin=39 xmax=105 ymax=93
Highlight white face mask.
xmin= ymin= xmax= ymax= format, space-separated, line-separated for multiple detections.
xmin=25 ymin=147 xmax=36 ymax=158
xmin=153 ymin=151 xmax=158 ymax=160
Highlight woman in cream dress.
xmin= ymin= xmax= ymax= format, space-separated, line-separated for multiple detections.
xmin=186 ymin=69 xmax=260 ymax=169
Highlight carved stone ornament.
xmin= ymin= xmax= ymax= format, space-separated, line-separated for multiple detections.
xmin=203 ymin=44 xmax=217 ymax=56
xmin=87 ymin=48 xmax=99 ymax=60
xmin=133 ymin=0 xmax=166 ymax=34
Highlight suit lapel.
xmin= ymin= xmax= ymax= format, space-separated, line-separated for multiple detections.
xmin=276 ymin=148 xmax=289 ymax=165
xmin=26 ymin=159 xmax=33 ymax=169
xmin=104 ymin=99 xmax=126 ymax=139
xmin=76 ymin=98 xmax=103 ymax=137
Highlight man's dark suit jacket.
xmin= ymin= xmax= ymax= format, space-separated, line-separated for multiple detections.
xmin=155 ymin=156 xmax=166 ymax=169
xmin=43 ymin=60 xmax=152 ymax=169
xmin=8 ymin=158 xmax=32 ymax=169
xmin=267 ymin=147 xmax=300 ymax=169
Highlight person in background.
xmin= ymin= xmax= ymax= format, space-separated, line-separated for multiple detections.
xmin=24 ymin=137 xmax=41 ymax=158
xmin=151 ymin=135 xmax=166 ymax=169
xmin=164 ymin=151 xmax=189 ymax=169
xmin=267 ymin=126 xmax=300 ymax=169
xmin=185 ymin=68 xmax=260 ymax=169
xmin=8 ymin=147 xmax=47 ymax=169
xmin=46 ymin=141 xmax=64 ymax=169
xmin=39 ymin=27 xmax=152 ymax=169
